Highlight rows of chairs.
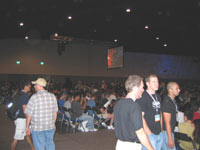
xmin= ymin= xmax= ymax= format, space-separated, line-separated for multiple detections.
xmin=56 ymin=106 xmax=106 ymax=133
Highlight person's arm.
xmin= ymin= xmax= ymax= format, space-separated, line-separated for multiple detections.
xmin=142 ymin=112 xmax=152 ymax=135
xmin=22 ymin=105 xmax=26 ymax=113
xmin=160 ymin=112 xmax=163 ymax=131
xmin=26 ymin=114 xmax=31 ymax=135
xmin=163 ymin=112 xmax=174 ymax=148
xmin=54 ymin=112 xmax=57 ymax=125
xmin=136 ymin=128 xmax=154 ymax=150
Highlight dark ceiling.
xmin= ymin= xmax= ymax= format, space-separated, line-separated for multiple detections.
xmin=0 ymin=0 xmax=200 ymax=56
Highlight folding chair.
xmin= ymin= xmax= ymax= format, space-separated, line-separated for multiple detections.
xmin=56 ymin=106 xmax=71 ymax=133
xmin=174 ymin=132 xmax=197 ymax=150
xmin=63 ymin=107 xmax=88 ymax=133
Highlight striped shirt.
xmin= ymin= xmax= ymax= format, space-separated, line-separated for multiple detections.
xmin=25 ymin=90 xmax=58 ymax=131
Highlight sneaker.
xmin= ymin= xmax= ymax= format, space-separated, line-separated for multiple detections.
xmin=78 ymin=126 xmax=89 ymax=132
xmin=89 ymin=128 xmax=98 ymax=132
xmin=101 ymin=122 xmax=107 ymax=128
xmin=107 ymin=125 xmax=115 ymax=130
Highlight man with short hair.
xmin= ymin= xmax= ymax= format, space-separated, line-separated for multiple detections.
xmin=11 ymin=81 xmax=35 ymax=150
xmin=178 ymin=110 xmax=195 ymax=150
xmin=71 ymin=93 xmax=97 ymax=132
xmin=136 ymin=74 xmax=163 ymax=150
xmin=114 ymin=75 xmax=154 ymax=150
xmin=162 ymin=81 xmax=181 ymax=150
xmin=25 ymin=78 xmax=58 ymax=150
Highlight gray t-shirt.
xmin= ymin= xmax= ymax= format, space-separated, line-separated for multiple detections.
xmin=71 ymin=101 xmax=83 ymax=119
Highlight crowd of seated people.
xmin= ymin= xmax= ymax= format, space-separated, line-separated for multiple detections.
xmin=1 ymin=78 xmax=200 ymax=147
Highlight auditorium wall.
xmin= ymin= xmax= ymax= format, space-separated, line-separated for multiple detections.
xmin=0 ymin=39 xmax=199 ymax=80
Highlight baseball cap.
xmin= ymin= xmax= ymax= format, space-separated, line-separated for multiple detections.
xmin=32 ymin=78 xmax=47 ymax=87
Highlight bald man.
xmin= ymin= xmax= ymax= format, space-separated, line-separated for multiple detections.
xmin=161 ymin=82 xmax=181 ymax=150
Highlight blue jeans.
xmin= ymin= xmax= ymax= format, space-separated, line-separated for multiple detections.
xmin=32 ymin=128 xmax=55 ymax=150
xmin=78 ymin=114 xmax=94 ymax=129
xmin=162 ymin=131 xmax=176 ymax=150
xmin=142 ymin=131 xmax=163 ymax=150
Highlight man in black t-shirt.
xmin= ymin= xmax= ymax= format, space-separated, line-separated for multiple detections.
xmin=11 ymin=81 xmax=35 ymax=150
xmin=136 ymin=74 xmax=163 ymax=150
xmin=114 ymin=75 xmax=154 ymax=150
xmin=161 ymin=82 xmax=180 ymax=150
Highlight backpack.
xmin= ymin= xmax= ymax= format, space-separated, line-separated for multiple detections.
xmin=6 ymin=92 xmax=22 ymax=121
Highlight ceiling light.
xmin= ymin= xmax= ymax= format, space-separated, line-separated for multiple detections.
xmin=25 ymin=36 xmax=28 ymax=39
xmin=54 ymin=33 xmax=58 ymax=37
xmin=126 ymin=8 xmax=131 ymax=13
xmin=156 ymin=37 xmax=159 ymax=40
xmin=114 ymin=39 xmax=118 ymax=42
xmin=68 ymin=16 xmax=72 ymax=20
xmin=145 ymin=25 xmax=149 ymax=29
xmin=164 ymin=44 xmax=167 ymax=47
xmin=19 ymin=22 xmax=24 ymax=26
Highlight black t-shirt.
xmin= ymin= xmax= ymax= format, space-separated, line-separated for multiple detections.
xmin=136 ymin=91 xmax=162 ymax=135
xmin=18 ymin=91 xmax=30 ymax=118
xmin=162 ymin=95 xmax=177 ymax=132
xmin=114 ymin=98 xmax=143 ymax=143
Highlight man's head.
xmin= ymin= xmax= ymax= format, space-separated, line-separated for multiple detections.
xmin=20 ymin=81 xmax=31 ymax=93
xmin=32 ymin=78 xmax=47 ymax=92
xmin=145 ymin=74 xmax=159 ymax=92
xmin=167 ymin=82 xmax=180 ymax=97
xmin=184 ymin=110 xmax=194 ymax=122
xmin=73 ymin=93 xmax=80 ymax=101
xmin=90 ymin=94 xmax=96 ymax=101
xmin=125 ymin=75 xmax=144 ymax=99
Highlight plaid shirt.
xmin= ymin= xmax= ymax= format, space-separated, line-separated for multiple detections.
xmin=25 ymin=90 xmax=58 ymax=131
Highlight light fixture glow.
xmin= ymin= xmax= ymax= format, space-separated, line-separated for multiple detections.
xmin=145 ymin=25 xmax=149 ymax=29
xmin=16 ymin=61 xmax=20 ymax=64
xmin=19 ymin=22 xmax=24 ymax=26
xmin=126 ymin=8 xmax=131 ymax=13
xmin=40 ymin=61 xmax=44 ymax=65
xmin=68 ymin=16 xmax=72 ymax=20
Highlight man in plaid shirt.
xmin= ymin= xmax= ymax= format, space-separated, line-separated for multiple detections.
xmin=25 ymin=78 xmax=58 ymax=150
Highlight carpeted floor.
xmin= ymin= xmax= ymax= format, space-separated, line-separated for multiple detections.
xmin=0 ymin=105 xmax=116 ymax=150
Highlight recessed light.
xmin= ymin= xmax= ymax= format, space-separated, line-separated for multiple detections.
xmin=126 ymin=8 xmax=131 ymax=13
xmin=19 ymin=22 xmax=24 ymax=26
xmin=68 ymin=16 xmax=72 ymax=20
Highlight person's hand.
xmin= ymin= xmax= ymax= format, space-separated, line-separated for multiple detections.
xmin=168 ymin=138 xmax=174 ymax=148
xmin=26 ymin=127 xmax=31 ymax=135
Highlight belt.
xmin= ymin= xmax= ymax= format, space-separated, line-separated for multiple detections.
xmin=134 ymin=141 xmax=141 ymax=144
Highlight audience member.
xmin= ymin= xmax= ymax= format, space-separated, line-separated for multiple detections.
xmin=136 ymin=74 xmax=163 ymax=150
xmin=162 ymin=82 xmax=181 ymax=150
xmin=25 ymin=78 xmax=58 ymax=150
xmin=114 ymin=75 xmax=154 ymax=150
xmin=11 ymin=81 xmax=35 ymax=150
xmin=177 ymin=110 xmax=195 ymax=150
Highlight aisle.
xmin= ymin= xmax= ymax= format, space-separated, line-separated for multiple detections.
xmin=0 ymin=105 xmax=116 ymax=150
